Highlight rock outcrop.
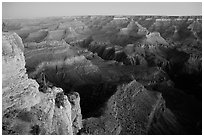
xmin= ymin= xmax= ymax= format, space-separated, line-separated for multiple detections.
xmin=145 ymin=32 xmax=169 ymax=46
xmin=81 ymin=80 xmax=183 ymax=135
xmin=87 ymin=41 xmax=131 ymax=65
xmin=2 ymin=32 xmax=82 ymax=135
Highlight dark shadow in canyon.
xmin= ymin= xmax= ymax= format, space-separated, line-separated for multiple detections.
xmin=71 ymin=83 xmax=118 ymax=119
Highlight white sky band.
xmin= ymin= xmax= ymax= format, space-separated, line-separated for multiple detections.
xmin=2 ymin=2 xmax=202 ymax=19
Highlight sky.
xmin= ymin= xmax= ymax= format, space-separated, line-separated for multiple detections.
xmin=2 ymin=2 xmax=202 ymax=19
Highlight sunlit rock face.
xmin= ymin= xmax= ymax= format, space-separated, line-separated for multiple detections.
xmin=118 ymin=21 xmax=148 ymax=37
xmin=81 ymin=80 xmax=183 ymax=135
xmin=145 ymin=32 xmax=169 ymax=46
xmin=2 ymin=32 xmax=82 ymax=135
xmin=2 ymin=32 xmax=41 ymax=112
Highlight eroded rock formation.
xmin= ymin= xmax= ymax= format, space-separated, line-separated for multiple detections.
xmin=2 ymin=16 xmax=202 ymax=135
xmin=81 ymin=80 xmax=183 ymax=135
xmin=2 ymin=32 xmax=82 ymax=135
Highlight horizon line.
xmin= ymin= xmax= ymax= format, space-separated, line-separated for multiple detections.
xmin=2 ymin=15 xmax=202 ymax=20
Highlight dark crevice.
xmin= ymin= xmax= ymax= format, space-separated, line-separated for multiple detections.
xmin=55 ymin=92 xmax=65 ymax=108
xmin=30 ymin=125 xmax=40 ymax=135
xmin=71 ymin=83 xmax=118 ymax=119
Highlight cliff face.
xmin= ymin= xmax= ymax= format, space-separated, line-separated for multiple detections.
xmin=2 ymin=32 xmax=40 ymax=113
xmin=2 ymin=32 xmax=82 ymax=135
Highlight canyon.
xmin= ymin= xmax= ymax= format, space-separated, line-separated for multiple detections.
xmin=2 ymin=16 xmax=202 ymax=135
